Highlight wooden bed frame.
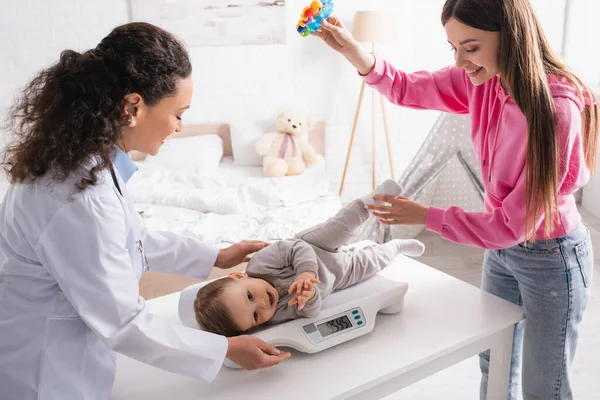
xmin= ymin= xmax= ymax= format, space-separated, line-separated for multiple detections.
xmin=129 ymin=122 xmax=325 ymax=162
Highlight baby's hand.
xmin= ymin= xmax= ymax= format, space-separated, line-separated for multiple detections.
xmin=287 ymin=272 xmax=320 ymax=311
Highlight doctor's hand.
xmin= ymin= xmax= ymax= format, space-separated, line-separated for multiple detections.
xmin=226 ymin=335 xmax=291 ymax=370
xmin=288 ymin=272 xmax=320 ymax=311
xmin=313 ymin=17 xmax=376 ymax=75
xmin=215 ymin=240 xmax=270 ymax=269
xmin=367 ymin=194 xmax=429 ymax=225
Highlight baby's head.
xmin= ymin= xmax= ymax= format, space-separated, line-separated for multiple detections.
xmin=194 ymin=272 xmax=280 ymax=336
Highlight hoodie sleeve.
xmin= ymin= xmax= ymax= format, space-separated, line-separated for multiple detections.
xmin=248 ymin=240 xmax=323 ymax=322
xmin=425 ymin=170 xmax=532 ymax=249
xmin=293 ymin=290 xmax=322 ymax=318
xmin=362 ymin=57 xmax=471 ymax=114
xmin=425 ymin=97 xmax=587 ymax=249
xmin=247 ymin=240 xmax=319 ymax=277
xmin=269 ymin=290 xmax=323 ymax=324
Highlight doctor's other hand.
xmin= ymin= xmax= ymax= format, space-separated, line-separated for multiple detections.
xmin=313 ymin=17 xmax=376 ymax=76
xmin=226 ymin=335 xmax=291 ymax=370
xmin=215 ymin=240 xmax=270 ymax=269
xmin=367 ymin=194 xmax=429 ymax=226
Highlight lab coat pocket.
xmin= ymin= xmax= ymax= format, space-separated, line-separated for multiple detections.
xmin=39 ymin=318 xmax=89 ymax=397
xmin=50 ymin=292 xmax=81 ymax=320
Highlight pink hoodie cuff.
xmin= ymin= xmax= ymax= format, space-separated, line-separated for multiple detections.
xmin=425 ymin=206 xmax=445 ymax=235
xmin=359 ymin=55 xmax=386 ymax=85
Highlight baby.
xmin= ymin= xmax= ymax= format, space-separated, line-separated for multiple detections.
xmin=194 ymin=180 xmax=425 ymax=337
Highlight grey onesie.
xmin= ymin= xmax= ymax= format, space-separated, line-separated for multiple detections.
xmin=246 ymin=200 xmax=406 ymax=324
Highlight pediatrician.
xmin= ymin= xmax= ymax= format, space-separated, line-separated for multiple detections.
xmin=0 ymin=22 xmax=290 ymax=400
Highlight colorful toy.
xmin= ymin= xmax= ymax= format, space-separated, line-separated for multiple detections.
xmin=296 ymin=0 xmax=334 ymax=37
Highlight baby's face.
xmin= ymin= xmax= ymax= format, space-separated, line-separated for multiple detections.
xmin=221 ymin=274 xmax=279 ymax=332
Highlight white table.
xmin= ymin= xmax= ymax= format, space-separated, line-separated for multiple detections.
xmin=111 ymin=256 xmax=524 ymax=399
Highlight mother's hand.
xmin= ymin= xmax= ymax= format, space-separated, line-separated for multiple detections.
xmin=312 ymin=17 xmax=357 ymax=56
xmin=367 ymin=194 xmax=429 ymax=225
xmin=215 ymin=240 xmax=270 ymax=269
xmin=313 ymin=17 xmax=376 ymax=76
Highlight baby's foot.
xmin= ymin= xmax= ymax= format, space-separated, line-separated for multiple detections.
xmin=392 ymin=239 xmax=425 ymax=257
xmin=360 ymin=179 xmax=403 ymax=211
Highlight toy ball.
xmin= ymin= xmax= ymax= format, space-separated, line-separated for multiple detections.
xmin=296 ymin=0 xmax=334 ymax=37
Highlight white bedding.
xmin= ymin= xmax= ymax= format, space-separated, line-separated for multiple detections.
xmin=128 ymin=156 xmax=342 ymax=246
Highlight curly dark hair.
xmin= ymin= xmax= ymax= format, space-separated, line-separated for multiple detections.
xmin=194 ymin=278 xmax=244 ymax=337
xmin=2 ymin=22 xmax=192 ymax=191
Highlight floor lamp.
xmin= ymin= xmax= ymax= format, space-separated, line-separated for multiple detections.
xmin=339 ymin=10 xmax=399 ymax=195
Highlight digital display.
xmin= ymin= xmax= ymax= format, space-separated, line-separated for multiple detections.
xmin=317 ymin=315 xmax=353 ymax=337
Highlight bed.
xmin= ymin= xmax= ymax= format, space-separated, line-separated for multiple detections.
xmin=128 ymin=123 xmax=342 ymax=249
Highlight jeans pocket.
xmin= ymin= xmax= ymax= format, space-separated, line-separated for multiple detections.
xmin=516 ymin=241 xmax=561 ymax=256
xmin=575 ymin=239 xmax=592 ymax=288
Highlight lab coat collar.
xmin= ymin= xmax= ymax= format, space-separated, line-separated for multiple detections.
xmin=112 ymin=146 xmax=138 ymax=183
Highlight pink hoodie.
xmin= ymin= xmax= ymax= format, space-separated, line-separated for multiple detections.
xmin=363 ymin=57 xmax=591 ymax=249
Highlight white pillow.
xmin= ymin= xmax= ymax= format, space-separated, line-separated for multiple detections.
xmin=144 ymin=134 xmax=224 ymax=176
xmin=229 ymin=119 xmax=274 ymax=166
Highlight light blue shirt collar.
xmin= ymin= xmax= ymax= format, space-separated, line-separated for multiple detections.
xmin=112 ymin=147 xmax=138 ymax=183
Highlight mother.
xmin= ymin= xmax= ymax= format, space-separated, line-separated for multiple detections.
xmin=315 ymin=0 xmax=597 ymax=398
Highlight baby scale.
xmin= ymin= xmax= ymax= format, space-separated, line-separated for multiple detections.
xmin=179 ymin=273 xmax=408 ymax=369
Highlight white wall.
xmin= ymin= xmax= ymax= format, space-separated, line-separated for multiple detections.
xmin=185 ymin=0 xmax=452 ymax=201
xmin=583 ymin=147 xmax=600 ymax=219
xmin=0 ymin=0 xmax=570 ymax=201
xmin=0 ymin=0 xmax=129 ymax=195
xmin=566 ymin=0 xmax=600 ymax=217
xmin=563 ymin=0 xmax=600 ymax=86
xmin=0 ymin=0 xmax=129 ymax=126
xmin=582 ymin=84 xmax=600 ymax=218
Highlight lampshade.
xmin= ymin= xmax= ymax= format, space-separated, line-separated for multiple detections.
xmin=351 ymin=10 xmax=399 ymax=43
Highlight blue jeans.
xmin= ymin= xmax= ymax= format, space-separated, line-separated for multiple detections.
xmin=479 ymin=224 xmax=594 ymax=400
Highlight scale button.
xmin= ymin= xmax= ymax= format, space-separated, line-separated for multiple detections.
xmin=357 ymin=320 xmax=363 ymax=325
xmin=354 ymin=315 xmax=361 ymax=320
xmin=352 ymin=310 xmax=359 ymax=315
xmin=303 ymin=324 xmax=317 ymax=334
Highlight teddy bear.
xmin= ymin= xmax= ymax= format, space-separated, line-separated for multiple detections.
xmin=255 ymin=109 xmax=320 ymax=177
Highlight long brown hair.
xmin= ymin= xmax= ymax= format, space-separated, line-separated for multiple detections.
xmin=442 ymin=0 xmax=599 ymax=241
xmin=2 ymin=22 xmax=192 ymax=191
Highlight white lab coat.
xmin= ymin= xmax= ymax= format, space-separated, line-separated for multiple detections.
xmin=0 ymin=161 xmax=228 ymax=400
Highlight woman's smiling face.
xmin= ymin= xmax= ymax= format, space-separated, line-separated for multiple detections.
xmin=444 ymin=17 xmax=500 ymax=85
